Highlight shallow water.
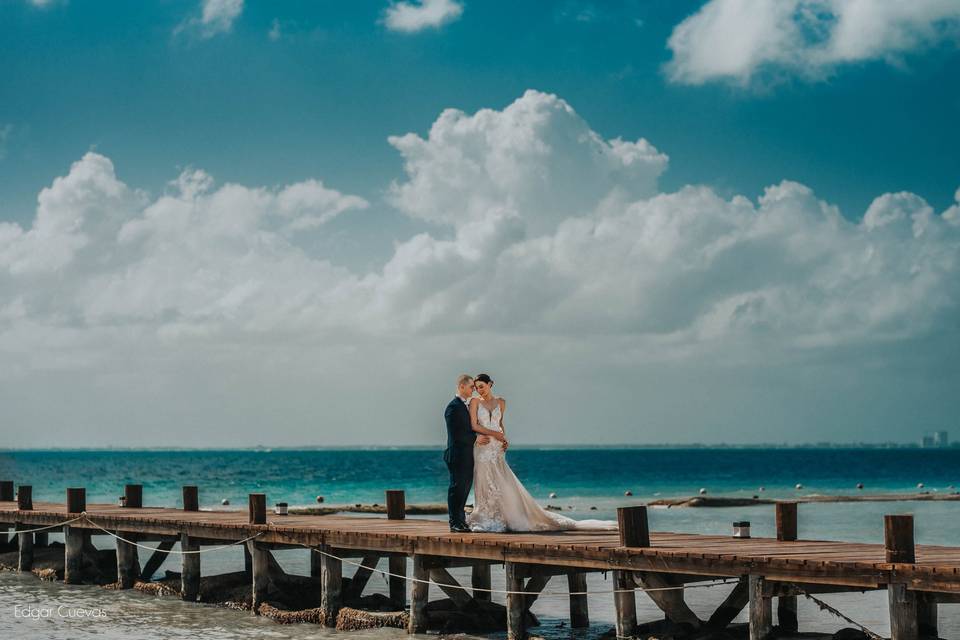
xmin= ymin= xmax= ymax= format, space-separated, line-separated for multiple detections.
xmin=2 ymin=448 xmax=959 ymax=638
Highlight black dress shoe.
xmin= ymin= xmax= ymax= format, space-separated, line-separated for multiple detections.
xmin=449 ymin=524 xmax=471 ymax=533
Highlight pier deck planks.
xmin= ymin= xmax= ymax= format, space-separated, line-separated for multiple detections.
xmin=2 ymin=500 xmax=959 ymax=592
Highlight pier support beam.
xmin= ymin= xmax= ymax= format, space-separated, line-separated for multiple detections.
xmin=471 ymin=563 xmax=491 ymax=603
xmin=707 ymin=577 xmax=749 ymax=630
xmin=181 ymin=533 xmax=200 ymax=601
xmin=310 ymin=547 xmax=322 ymax=579
xmin=613 ymin=570 xmax=637 ymax=639
xmin=17 ymin=524 xmax=33 ymax=571
xmin=248 ymin=540 xmax=270 ymax=614
xmin=408 ymin=554 xmax=429 ymax=634
xmin=506 ymin=561 xmax=527 ymax=640
xmin=64 ymin=525 xmax=84 ymax=584
xmin=748 ymin=575 xmax=773 ymax=640
xmin=320 ymin=545 xmax=342 ymax=627
xmin=389 ymin=555 xmax=407 ymax=606
xmin=115 ymin=531 xmax=140 ymax=588
xmin=567 ymin=572 xmax=589 ymax=628
xmin=917 ymin=593 xmax=937 ymax=638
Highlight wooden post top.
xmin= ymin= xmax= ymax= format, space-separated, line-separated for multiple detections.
xmin=16 ymin=485 xmax=32 ymax=511
xmin=617 ymin=505 xmax=650 ymax=548
xmin=66 ymin=487 xmax=86 ymax=514
xmin=775 ymin=502 xmax=798 ymax=542
xmin=124 ymin=484 xmax=143 ymax=509
xmin=182 ymin=485 xmax=199 ymax=512
xmin=0 ymin=481 xmax=13 ymax=502
xmin=884 ymin=514 xmax=915 ymax=564
xmin=248 ymin=493 xmax=267 ymax=525
xmin=386 ymin=489 xmax=406 ymax=520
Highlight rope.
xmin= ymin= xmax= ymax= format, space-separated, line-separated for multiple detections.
xmin=80 ymin=514 xmax=264 ymax=554
xmin=798 ymin=590 xmax=884 ymax=640
xmin=3 ymin=514 xmax=86 ymax=535
xmin=307 ymin=545 xmax=739 ymax=597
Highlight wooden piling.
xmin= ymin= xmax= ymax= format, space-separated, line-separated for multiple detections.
xmin=0 ymin=481 xmax=13 ymax=501
xmin=386 ymin=490 xmax=405 ymax=520
xmin=613 ymin=569 xmax=637 ymax=638
xmin=748 ymin=575 xmax=772 ymax=640
xmin=34 ymin=531 xmax=48 ymax=547
xmin=408 ymin=554 xmax=429 ymax=634
xmin=116 ymin=531 xmax=139 ymax=589
xmin=64 ymin=524 xmax=84 ymax=584
xmin=243 ymin=542 xmax=253 ymax=578
xmin=248 ymin=493 xmax=266 ymax=525
xmin=124 ymin=484 xmax=143 ymax=509
xmin=182 ymin=485 xmax=199 ymax=512
xmin=472 ymin=563 xmax=491 ymax=603
xmin=181 ymin=533 xmax=200 ymax=601
xmin=617 ymin=505 xmax=650 ymax=547
xmin=248 ymin=540 xmax=270 ymax=614
xmin=567 ymin=572 xmax=589 ymax=628
xmin=885 ymin=514 xmax=915 ymax=563
xmin=17 ymin=485 xmax=32 ymax=510
xmin=917 ymin=593 xmax=938 ymax=638
xmin=16 ymin=523 xmax=33 ymax=571
xmin=775 ymin=502 xmax=799 ymax=633
xmin=505 ymin=561 xmax=526 ymax=640
xmin=310 ymin=546 xmax=322 ymax=578
xmin=320 ymin=545 xmax=342 ymax=627
xmin=390 ymin=555 xmax=407 ymax=606
xmin=885 ymin=514 xmax=918 ymax=640
xmin=66 ymin=487 xmax=86 ymax=514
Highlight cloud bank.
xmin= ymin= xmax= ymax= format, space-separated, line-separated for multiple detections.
xmin=176 ymin=0 xmax=244 ymax=38
xmin=667 ymin=0 xmax=960 ymax=85
xmin=2 ymin=90 xmax=958 ymax=445
xmin=384 ymin=0 xmax=464 ymax=33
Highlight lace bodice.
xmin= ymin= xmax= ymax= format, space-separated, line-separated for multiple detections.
xmin=476 ymin=399 xmax=503 ymax=433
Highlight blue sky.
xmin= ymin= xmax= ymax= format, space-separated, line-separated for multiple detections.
xmin=1 ymin=0 xmax=959 ymax=446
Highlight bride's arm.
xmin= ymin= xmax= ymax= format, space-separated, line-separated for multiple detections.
xmin=499 ymin=398 xmax=509 ymax=450
xmin=470 ymin=398 xmax=506 ymax=440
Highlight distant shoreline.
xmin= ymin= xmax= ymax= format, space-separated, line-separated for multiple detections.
xmin=2 ymin=444 xmax=958 ymax=452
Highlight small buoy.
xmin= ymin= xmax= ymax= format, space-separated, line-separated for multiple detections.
xmin=856 ymin=483 xmax=864 ymax=490
xmin=590 ymin=506 xmax=597 ymax=511
xmin=624 ymin=490 xmax=633 ymax=496
xmin=758 ymin=487 xmax=765 ymax=492
xmin=795 ymin=483 xmax=803 ymax=490
xmin=699 ymin=488 xmax=707 ymax=495
xmin=221 ymin=498 xmax=230 ymax=505
xmin=316 ymin=495 xmax=325 ymax=504
xmin=548 ymin=492 xmax=557 ymax=499
xmin=917 ymin=482 xmax=925 ymax=489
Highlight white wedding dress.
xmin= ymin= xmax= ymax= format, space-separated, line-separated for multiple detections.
xmin=466 ymin=399 xmax=617 ymax=533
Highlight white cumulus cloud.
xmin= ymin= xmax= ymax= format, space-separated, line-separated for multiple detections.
xmin=666 ymin=0 xmax=960 ymax=85
xmin=176 ymin=0 xmax=244 ymax=39
xmin=2 ymin=90 xmax=958 ymax=445
xmin=383 ymin=0 xmax=464 ymax=33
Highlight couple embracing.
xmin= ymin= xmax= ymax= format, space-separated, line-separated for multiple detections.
xmin=443 ymin=373 xmax=616 ymax=533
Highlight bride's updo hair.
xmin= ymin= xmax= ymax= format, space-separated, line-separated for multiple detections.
xmin=475 ymin=373 xmax=493 ymax=386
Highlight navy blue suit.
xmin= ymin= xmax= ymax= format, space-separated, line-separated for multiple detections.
xmin=444 ymin=396 xmax=476 ymax=528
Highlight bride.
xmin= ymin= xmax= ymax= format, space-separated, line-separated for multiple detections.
xmin=465 ymin=373 xmax=617 ymax=533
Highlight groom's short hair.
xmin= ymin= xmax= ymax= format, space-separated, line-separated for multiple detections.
xmin=457 ymin=374 xmax=474 ymax=386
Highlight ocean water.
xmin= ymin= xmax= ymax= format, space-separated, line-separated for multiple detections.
xmin=1 ymin=448 xmax=959 ymax=639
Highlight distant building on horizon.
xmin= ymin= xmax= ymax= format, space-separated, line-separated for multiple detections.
xmin=921 ymin=430 xmax=949 ymax=448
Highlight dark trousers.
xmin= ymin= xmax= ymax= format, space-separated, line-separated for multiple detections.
xmin=444 ymin=445 xmax=474 ymax=527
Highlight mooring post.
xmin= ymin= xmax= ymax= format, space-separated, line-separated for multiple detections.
xmin=775 ymin=502 xmax=799 ymax=633
xmin=16 ymin=485 xmax=33 ymax=571
xmin=0 ymin=480 xmax=13 ymax=501
xmin=248 ymin=540 xmax=269 ymax=614
xmin=181 ymin=533 xmax=200 ymax=601
xmin=613 ymin=505 xmax=646 ymax=638
xmin=472 ymin=563 xmax=492 ymax=603
xmin=182 ymin=485 xmax=199 ymax=512
xmin=567 ymin=571 xmax=589 ymax=628
xmin=748 ymin=574 xmax=773 ymax=640
xmin=64 ymin=487 xmax=86 ymax=585
xmin=320 ymin=544 xmax=342 ymax=626
xmin=408 ymin=553 xmax=429 ymax=634
xmin=505 ymin=561 xmax=527 ymax=640
xmin=248 ymin=493 xmax=266 ymax=525
xmin=885 ymin=514 xmax=919 ymax=640
xmin=386 ymin=490 xmax=407 ymax=606
xmin=124 ymin=484 xmax=143 ymax=508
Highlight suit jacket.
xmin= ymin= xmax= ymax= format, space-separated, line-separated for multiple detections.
xmin=444 ymin=396 xmax=476 ymax=451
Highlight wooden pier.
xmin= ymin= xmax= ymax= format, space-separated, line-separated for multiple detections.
xmin=1 ymin=482 xmax=958 ymax=639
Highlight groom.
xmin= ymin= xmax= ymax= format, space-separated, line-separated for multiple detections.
xmin=443 ymin=374 xmax=491 ymax=532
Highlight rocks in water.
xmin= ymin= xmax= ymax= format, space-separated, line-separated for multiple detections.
xmin=832 ymin=628 xmax=870 ymax=640
xmin=546 ymin=504 xmax=562 ymax=511
xmin=32 ymin=567 xmax=59 ymax=581
xmin=335 ymin=606 xmax=409 ymax=631
xmin=258 ymin=602 xmax=325 ymax=624
xmin=134 ymin=580 xmax=180 ymax=597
